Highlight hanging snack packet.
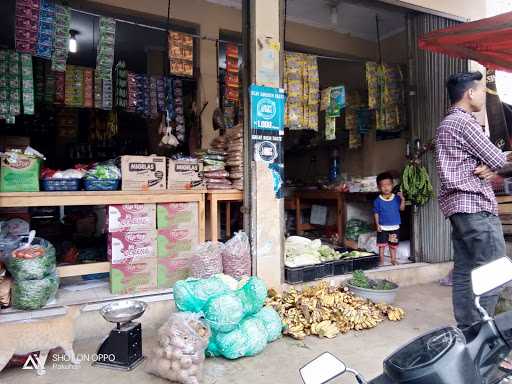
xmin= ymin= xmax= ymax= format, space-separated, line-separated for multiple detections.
xmin=20 ymin=53 xmax=34 ymax=115
xmin=51 ymin=4 xmax=71 ymax=72
xmin=96 ymin=17 xmax=116 ymax=80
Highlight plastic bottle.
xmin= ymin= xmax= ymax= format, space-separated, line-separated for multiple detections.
xmin=329 ymin=149 xmax=340 ymax=182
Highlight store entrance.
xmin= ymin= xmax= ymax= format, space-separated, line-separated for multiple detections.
xmin=280 ymin=0 xmax=415 ymax=283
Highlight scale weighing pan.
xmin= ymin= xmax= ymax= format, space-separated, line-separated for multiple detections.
xmin=94 ymin=300 xmax=147 ymax=371
xmin=100 ymin=300 xmax=147 ymax=327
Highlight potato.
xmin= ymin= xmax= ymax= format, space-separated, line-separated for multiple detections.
xmin=154 ymin=347 xmax=166 ymax=359
xmin=171 ymin=336 xmax=187 ymax=350
xmin=171 ymin=360 xmax=181 ymax=372
xmin=157 ymin=359 xmax=171 ymax=374
xmin=165 ymin=370 xmax=178 ymax=382
xmin=159 ymin=335 xmax=171 ymax=347
xmin=176 ymin=370 xmax=189 ymax=382
xmin=180 ymin=356 xmax=193 ymax=369
xmin=164 ymin=346 xmax=174 ymax=360
xmin=173 ymin=348 xmax=184 ymax=360
xmin=188 ymin=364 xmax=199 ymax=376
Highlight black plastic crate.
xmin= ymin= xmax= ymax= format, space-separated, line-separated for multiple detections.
xmin=285 ymin=264 xmax=319 ymax=284
xmin=352 ymin=254 xmax=380 ymax=271
xmin=333 ymin=259 xmax=353 ymax=275
xmin=41 ymin=178 xmax=81 ymax=191
xmin=317 ymin=262 xmax=334 ymax=279
xmin=84 ymin=178 xmax=120 ymax=191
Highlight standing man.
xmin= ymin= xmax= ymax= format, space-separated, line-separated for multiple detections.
xmin=436 ymin=71 xmax=512 ymax=330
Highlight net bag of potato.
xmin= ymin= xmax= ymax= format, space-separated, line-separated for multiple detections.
xmin=146 ymin=312 xmax=211 ymax=384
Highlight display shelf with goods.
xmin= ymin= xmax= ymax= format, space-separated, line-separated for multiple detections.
xmin=0 ymin=191 xmax=206 ymax=279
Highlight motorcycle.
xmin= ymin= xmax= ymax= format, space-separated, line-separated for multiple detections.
xmin=300 ymin=257 xmax=512 ymax=384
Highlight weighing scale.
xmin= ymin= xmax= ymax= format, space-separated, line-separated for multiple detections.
xmin=94 ymin=300 xmax=147 ymax=370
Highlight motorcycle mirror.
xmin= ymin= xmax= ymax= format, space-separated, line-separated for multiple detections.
xmin=300 ymin=352 xmax=346 ymax=384
xmin=472 ymin=257 xmax=512 ymax=296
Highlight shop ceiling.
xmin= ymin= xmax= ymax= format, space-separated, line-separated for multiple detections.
xmin=207 ymin=0 xmax=407 ymax=41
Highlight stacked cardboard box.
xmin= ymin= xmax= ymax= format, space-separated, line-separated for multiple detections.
xmin=108 ymin=203 xmax=158 ymax=294
xmin=156 ymin=202 xmax=199 ymax=288
xmin=120 ymin=155 xmax=167 ymax=191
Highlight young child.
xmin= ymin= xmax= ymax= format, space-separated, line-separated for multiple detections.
xmin=373 ymin=172 xmax=405 ymax=266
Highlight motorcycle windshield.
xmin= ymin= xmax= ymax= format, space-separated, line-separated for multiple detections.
xmin=387 ymin=326 xmax=465 ymax=370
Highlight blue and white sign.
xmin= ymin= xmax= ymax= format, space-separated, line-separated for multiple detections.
xmin=250 ymin=84 xmax=286 ymax=134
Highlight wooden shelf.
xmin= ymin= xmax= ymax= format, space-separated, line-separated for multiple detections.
xmin=0 ymin=190 xmax=206 ymax=208
xmin=57 ymin=262 xmax=110 ymax=278
xmin=207 ymin=189 xmax=243 ymax=202
xmin=1 ymin=191 xmax=207 ymax=278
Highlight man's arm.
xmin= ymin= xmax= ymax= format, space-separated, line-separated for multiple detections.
xmin=463 ymin=120 xmax=508 ymax=170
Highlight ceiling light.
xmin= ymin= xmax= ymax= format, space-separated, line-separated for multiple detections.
xmin=69 ymin=30 xmax=78 ymax=53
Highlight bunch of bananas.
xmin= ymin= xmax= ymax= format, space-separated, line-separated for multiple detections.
xmin=401 ymin=162 xmax=433 ymax=206
xmin=375 ymin=303 xmax=406 ymax=321
xmin=266 ymin=282 xmax=406 ymax=340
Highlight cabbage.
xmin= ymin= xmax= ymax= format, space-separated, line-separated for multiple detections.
xmin=284 ymin=236 xmax=322 ymax=267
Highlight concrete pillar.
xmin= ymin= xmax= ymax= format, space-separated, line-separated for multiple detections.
xmin=243 ymin=0 xmax=284 ymax=289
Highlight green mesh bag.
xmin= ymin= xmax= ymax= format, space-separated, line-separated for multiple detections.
xmin=204 ymin=292 xmax=244 ymax=333
xmin=236 ymin=276 xmax=267 ymax=316
xmin=253 ymin=307 xmax=283 ymax=342
xmin=173 ymin=276 xmax=230 ymax=313
xmin=6 ymin=238 xmax=56 ymax=281
xmin=240 ymin=317 xmax=268 ymax=356
xmin=11 ymin=272 xmax=59 ymax=310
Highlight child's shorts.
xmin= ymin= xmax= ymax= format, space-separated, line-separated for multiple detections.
xmin=377 ymin=229 xmax=399 ymax=249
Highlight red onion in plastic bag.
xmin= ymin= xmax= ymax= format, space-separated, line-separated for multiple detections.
xmin=190 ymin=242 xmax=224 ymax=279
xmin=223 ymin=232 xmax=251 ymax=279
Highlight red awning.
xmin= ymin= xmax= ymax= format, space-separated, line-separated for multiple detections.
xmin=419 ymin=12 xmax=512 ymax=72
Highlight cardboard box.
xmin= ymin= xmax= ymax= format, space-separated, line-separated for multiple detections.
xmin=111 ymin=257 xmax=157 ymax=294
xmin=156 ymin=202 xmax=198 ymax=230
xmin=157 ymin=256 xmax=190 ymax=288
xmin=108 ymin=203 xmax=156 ymax=232
xmin=0 ymin=154 xmax=41 ymax=192
xmin=121 ymin=155 xmax=166 ymax=191
xmin=167 ymin=158 xmax=203 ymax=190
xmin=157 ymin=228 xmax=198 ymax=259
xmin=109 ymin=230 xmax=157 ymax=264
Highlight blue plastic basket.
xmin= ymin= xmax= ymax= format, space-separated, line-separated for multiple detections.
xmin=83 ymin=179 xmax=120 ymax=191
xmin=41 ymin=178 xmax=81 ymax=191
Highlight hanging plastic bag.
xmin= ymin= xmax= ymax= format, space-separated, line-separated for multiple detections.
xmin=223 ymin=231 xmax=251 ymax=279
xmin=190 ymin=242 xmax=224 ymax=279
xmin=146 ymin=312 xmax=211 ymax=384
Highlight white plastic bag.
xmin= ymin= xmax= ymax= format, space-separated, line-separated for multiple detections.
xmin=223 ymin=232 xmax=251 ymax=279
xmin=190 ymin=242 xmax=224 ymax=279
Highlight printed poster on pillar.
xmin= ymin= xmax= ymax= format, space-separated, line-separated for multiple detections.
xmin=250 ymin=84 xmax=286 ymax=199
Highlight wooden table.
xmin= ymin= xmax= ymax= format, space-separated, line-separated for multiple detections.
xmin=0 ymin=190 xmax=206 ymax=277
xmin=287 ymin=190 xmax=379 ymax=240
xmin=207 ymin=189 xmax=243 ymax=242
